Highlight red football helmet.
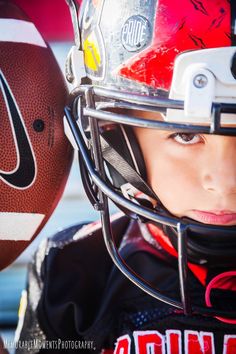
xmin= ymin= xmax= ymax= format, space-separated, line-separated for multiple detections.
xmin=0 ymin=1 xmax=73 ymax=270
xmin=65 ymin=0 xmax=236 ymax=320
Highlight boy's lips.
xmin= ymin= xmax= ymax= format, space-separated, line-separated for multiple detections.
xmin=191 ymin=210 xmax=236 ymax=225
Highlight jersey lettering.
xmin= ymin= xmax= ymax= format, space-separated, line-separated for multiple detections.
xmin=114 ymin=334 xmax=131 ymax=354
xmin=134 ymin=331 xmax=164 ymax=354
xmin=111 ymin=330 xmax=236 ymax=353
xmin=185 ymin=331 xmax=214 ymax=354
xmin=166 ymin=330 xmax=181 ymax=354
xmin=223 ymin=335 xmax=236 ymax=354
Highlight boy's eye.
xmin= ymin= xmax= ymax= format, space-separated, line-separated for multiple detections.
xmin=170 ymin=133 xmax=202 ymax=145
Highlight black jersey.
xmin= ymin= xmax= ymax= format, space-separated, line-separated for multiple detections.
xmin=16 ymin=214 xmax=236 ymax=354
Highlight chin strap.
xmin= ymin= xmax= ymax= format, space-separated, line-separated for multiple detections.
xmin=100 ymin=134 xmax=158 ymax=201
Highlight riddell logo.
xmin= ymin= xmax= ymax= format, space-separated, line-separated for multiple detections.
xmin=110 ymin=330 xmax=236 ymax=353
xmin=0 ymin=71 xmax=36 ymax=189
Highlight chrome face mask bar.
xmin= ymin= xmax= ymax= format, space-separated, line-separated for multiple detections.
xmin=64 ymin=85 xmax=236 ymax=319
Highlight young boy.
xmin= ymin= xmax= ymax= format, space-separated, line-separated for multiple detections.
xmin=16 ymin=0 xmax=236 ymax=353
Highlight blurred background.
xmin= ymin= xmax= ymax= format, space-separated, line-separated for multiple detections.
xmin=0 ymin=0 xmax=113 ymax=348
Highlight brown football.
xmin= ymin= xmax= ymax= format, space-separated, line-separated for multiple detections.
xmin=0 ymin=1 xmax=73 ymax=270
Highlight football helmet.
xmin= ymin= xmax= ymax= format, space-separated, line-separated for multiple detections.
xmin=65 ymin=0 xmax=236 ymax=320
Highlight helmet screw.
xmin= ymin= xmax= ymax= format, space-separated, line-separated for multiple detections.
xmin=193 ymin=74 xmax=208 ymax=88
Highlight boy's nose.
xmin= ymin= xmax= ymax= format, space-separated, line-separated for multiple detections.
xmin=202 ymin=139 xmax=236 ymax=197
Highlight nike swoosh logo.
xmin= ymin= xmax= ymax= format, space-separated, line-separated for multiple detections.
xmin=0 ymin=70 xmax=36 ymax=189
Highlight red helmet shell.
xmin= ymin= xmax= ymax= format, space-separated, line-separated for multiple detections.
xmin=81 ymin=0 xmax=232 ymax=92
xmin=119 ymin=0 xmax=231 ymax=90
xmin=0 ymin=1 xmax=73 ymax=270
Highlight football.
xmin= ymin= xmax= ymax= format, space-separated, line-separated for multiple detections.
xmin=0 ymin=1 xmax=73 ymax=270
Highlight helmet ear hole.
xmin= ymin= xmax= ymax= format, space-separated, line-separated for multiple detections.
xmin=101 ymin=124 xmax=146 ymax=188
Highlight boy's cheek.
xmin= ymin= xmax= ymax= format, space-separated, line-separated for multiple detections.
xmin=148 ymin=162 xmax=200 ymax=217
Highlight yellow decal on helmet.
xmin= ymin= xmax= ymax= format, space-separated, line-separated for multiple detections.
xmin=83 ymin=32 xmax=101 ymax=72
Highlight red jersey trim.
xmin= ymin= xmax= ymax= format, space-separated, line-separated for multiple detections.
xmin=147 ymin=223 xmax=207 ymax=286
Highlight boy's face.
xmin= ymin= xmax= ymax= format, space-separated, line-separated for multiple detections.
xmin=133 ymin=111 xmax=236 ymax=226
